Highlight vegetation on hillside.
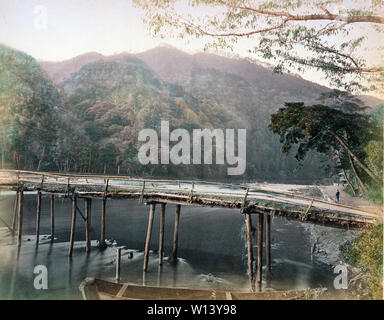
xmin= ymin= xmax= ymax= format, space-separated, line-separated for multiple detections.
xmin=0 ymin=44 xmax=87 ymax=172
xmin=341 ymin=224 xmax=383 ymax=299
xmin=1 ymin=44 xmax=337 ymax=182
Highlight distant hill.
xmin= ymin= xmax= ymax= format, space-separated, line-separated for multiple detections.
xmin=41 ymin=46 xmax=328 ymax=99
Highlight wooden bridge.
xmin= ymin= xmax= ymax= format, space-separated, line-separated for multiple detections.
xmin=0 ymin=169 xmax=381 ymax=292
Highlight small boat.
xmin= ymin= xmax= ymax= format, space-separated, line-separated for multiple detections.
xmin=79 ymin=278 xmax=325 ymax=300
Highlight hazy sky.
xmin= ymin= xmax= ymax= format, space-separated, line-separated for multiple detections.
xmin=0 ymin=0 xmax=176 ymax=60
xmin=0 ymin=0 xmax=383 ymax=96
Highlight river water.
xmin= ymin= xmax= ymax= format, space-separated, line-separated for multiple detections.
xmin=0 ymin=192 xmax=340 ymax=299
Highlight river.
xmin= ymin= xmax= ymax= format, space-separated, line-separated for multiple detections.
xmin=0 ymin=192 xmax=351 ymax=299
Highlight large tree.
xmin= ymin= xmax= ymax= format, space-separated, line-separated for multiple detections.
xmin=134 ymin=0 xmax=384 ymax=94
xmin=268 ymin=101 xmax=383 ymax=188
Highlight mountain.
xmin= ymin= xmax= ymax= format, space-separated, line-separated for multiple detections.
xmin=40 ymin=52 xmax=105 ymax=84
xmin=136 ymin=46 xmax=326 ymax=94
xmin=41 ymin=46 xmax=328 ymax=100
xmin=38 ymin=46 xmax=339 ymax=181
xmin=5 ymin=44 xmax=379 ymax=181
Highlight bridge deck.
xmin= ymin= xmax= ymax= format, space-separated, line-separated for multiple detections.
xmin=0 ymin=170 xmax=381 ymax=228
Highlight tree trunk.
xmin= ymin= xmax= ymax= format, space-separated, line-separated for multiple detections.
xmin=37 ymin=146 xmax=46 ymax=172
xmin=342 ymin=166 xmax=357 ymax=196
xmin=348 ymin=153 xmax=368 ymax=193
xmin=328 ymin=130 xmax=382 ymax=185
xmin=336 ymin=150 xmax=357 ymax=196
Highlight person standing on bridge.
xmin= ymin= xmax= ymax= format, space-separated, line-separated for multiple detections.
xmin=336 ymin=190 xmax=340 ymax=203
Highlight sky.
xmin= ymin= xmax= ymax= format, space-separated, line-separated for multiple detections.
xmin=0 ymin=0 xmax=212 ymax=60
xmin=0 ymin=0 xmax=383 ymax=97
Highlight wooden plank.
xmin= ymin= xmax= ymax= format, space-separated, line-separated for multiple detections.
xmin=143 ymin=204 xmax=155 ymax=272
xmin=159 ymin=203 xmax=166 ymax=265
xmin=172 ymin=205 xmax=181 ymax=262
xmin=245 ymin=213 xmax=254 ymax=292
xmin=116 ymin=283 xmax=128 ymax=298
xmin=68 ymin=194 xmax=77 ymax=257
xmin=301 ymin=199 xmax=314 ymax=221
xmin=225 ymin=291 xmax=233 ymax=300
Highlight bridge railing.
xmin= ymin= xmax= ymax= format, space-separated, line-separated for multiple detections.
xmin=0 ymin=169 xmax=380 ymax=217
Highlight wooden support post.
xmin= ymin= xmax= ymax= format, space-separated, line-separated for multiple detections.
xmin=159 ymin=203 xmax=166 ymax=265
xmin=17 ymin=191 xmax=23 ymax=246
xmin=256 ymin=213 xmax=264 ymax=292
xmin=11 ymin=192 xmax=19 ymax=233
xmin=265 ymin=214 xmax=271 ymax=276
xmin=172 ymin=205 xmax=181 ymax=262
xmin=68 ymin=195 xmax=77 ymax=257
xmin=143 ymin=203 xmax=155 ymax=272
xmin=35 ymin=191 xmax=41 ymax=243
xmin=245 ymin=213 xmax=254 ymax=292
xmin=85 ymin=198 xmax=91 ymax=252
xmin=116 ymin=247 xmax=121 ymax=281
xmin=100 ymin=198 xmax=106 ymax=245
xmin=50 ymin=194 xmax=55 ymax=240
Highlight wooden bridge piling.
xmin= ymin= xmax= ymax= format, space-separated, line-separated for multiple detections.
xmin=85 ymin=198 xmax=91 ymax=252
xmin=116 ymin=247 xmax=121 ymax=281
xmin=11 ymin=191 xmax=18 ymax=234
xmin=172 ymin=204 xmax=181 ymax=262
xmin=245 ymin=213 xmax=254 ymax=292
xmin=143 ymin=203 xmax=155 ymax=272
xmin=50 ymin=194 xmax=55 ymax=240
xmin=35 ymin=191 xmax=41 ymax=243
xmin=68 ymin=194 xmax=77 ymax=257
xmin=17 ymin=190 xmax=23 ymax=246
xmin=265 ymin=213 xmax=271 ymax=276
xmin=256 ymin=213 xmax=264 ymax=292
xmin=100 ymin=198 xmax=106 ymax=245
xmin=159 ymin=203 xmax=166 ymax=265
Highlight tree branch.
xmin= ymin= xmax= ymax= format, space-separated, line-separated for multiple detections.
xmin=237 ymin=6 xmax=384 ymax=24
xmin=184 ymin=18 xmax=289 ymax=37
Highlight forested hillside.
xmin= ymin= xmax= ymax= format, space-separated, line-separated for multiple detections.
xmin=0 ymin=44 xmax=87 ymax=172
xmin=4 ymin=44 xmax=379 ymax=182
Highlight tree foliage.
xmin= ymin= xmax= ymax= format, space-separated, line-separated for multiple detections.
xmin=268 ymin=98 xmax=383 ymax=193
